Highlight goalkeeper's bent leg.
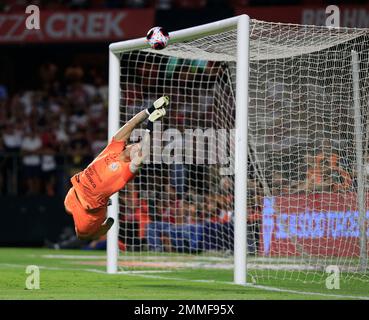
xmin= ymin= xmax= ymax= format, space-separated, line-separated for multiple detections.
xmin=76 ymin=218 xmax=114 ymax=241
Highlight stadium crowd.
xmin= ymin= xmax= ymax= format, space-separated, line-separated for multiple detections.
xmin=1 ymin=53 xmax=357 ymax=254
xmin=0 ymin=63 xmax=108 ymax=196
xmin=0 ymin=0 xmax=359 ymax=250
xmin=0 ymin=58 xmax=242 ymax=252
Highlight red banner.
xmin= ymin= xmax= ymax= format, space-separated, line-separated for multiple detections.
xmin=0 ymin=9 xmax=155 ymax=43
xmin=261 ymin=193 xmax=369 ymax=257
xmin=236 ymin=5 xmax=369 ymax=27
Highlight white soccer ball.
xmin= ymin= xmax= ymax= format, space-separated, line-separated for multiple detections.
xmin=146 ymin=26 xmax=170 ymax=50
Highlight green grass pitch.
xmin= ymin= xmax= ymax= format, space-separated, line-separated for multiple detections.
xmin=0 ymin=248 xmax=368 ymax=300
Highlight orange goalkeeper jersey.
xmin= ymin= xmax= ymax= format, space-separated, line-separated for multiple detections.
xmin=71 ymin=138 xmax=135 ymax=210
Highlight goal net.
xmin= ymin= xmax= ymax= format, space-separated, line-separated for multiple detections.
xmin=110 ymin=16 xmax=369 ymax=285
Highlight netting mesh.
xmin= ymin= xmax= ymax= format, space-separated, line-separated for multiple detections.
xmin=117 ymin=19 xmax=369 ymax=284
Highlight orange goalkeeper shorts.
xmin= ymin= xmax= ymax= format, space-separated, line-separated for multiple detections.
xmin=64 ymin=187 xmax=107 ymax=238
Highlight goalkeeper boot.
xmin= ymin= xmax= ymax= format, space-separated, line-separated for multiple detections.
xmin=92 ymin=217 xmax=115 ymax=239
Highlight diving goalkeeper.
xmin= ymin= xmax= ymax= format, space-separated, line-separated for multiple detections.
xmin=64 ymin=96 xmax=169 ymax=240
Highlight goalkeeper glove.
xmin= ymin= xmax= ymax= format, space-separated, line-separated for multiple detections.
xmin=146 ymin=108 xmax=166 ymax=132
xmin=146 ymin=96 xmax=170 ymax=115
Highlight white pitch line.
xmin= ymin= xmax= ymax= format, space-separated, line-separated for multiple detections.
xmin=118 ymin=272 xmax=369 ymax=300
xmin=117 ymin=272 xmax=369 ymax=300
xmin=117 ymin=270 xmax=174 ymax=274
xmin=42 ymin=254 xmax=106 ymax=260
xmin=0 ymin=263 xmax=174 ymax=275
xmin=0 ymin=263 xmax=107 ymax=274
xmin=246 ymin=283 xmax=369 ymax=300
xmin=1 ymin=262 xmax=368 ymax=300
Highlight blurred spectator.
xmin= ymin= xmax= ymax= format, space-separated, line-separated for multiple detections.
xmin=0 ymin=136 xmax=5 ymax=194
xmin=301 ymin=140 xmax=353 ymax=193
xmin=271 ymin=172 xmax=289 ymax=195
xmin=169 ymin=201 xmax=203 ymax=253
xmin=93 ymin=74 xmax=108 ymax=102
xmin=161 ymin=184 xmax=182 ymax=223
xmin=247 ymin=191 xmax=262 ymax=255
xmin=90 ymin=130 xmax=107 ymax=157
xmin=297 ymin=152 xmax=330 ymax=193
xmin=89 ymin=94 xmax=105 ymax=127
xmin=54 ymin=121 xmax=70 ymax=152
xmin=203 ymin=194 xmax=220 ymax=222
xmin=40 ymin=125 xmax=58 ymax=196
xmin=120 ymin=182 xmax=149 ymax=251
xmin=21 ymin=127 xmax=42 ymax=194
xmin=2 ymin=121 xmax=23 ymax=195
xmin=39 ymin=63 xmax=58 ymax=93
xmin=3 ymin=122 xmax=23 ymax=153
xmin=217 ymin=176 xmax=233 ymax=223
xmin=156 ymin=0 xmax=172 ymax=9
xmin=137 ymin=59 xmax=160 ymax=94
xmin=186 ymin=201 xmax=199 ymax=224
xmin=170 ymin=163 xmax=186 ymax=195
xmin=331 ymin=167 xmax=352 ymax=192
xmin=68 ymin=128 xmax=91 ymax=175
xmin=201 ymin=192 xmax=233 ymax=252
xmin=0 ymin=85 xmax=8 ymax=101
xmin=315 ymin=139 xmax=340 ymax=171
xmin=65 ymin=66 xmax=91 ymax=108
xmin=69 ymin=104 xmax=89 ymax=132
xmin=146 ymin=183 xmax=181 ymax=251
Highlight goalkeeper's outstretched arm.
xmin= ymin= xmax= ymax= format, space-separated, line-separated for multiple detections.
xmin=113 ymin=96 xmax=169 ymax=142
xmin=113 ymin=110 xmax=148 ymax=142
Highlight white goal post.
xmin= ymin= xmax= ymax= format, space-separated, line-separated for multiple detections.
xmin=107 ymin=15 xmax=250 ymax=284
